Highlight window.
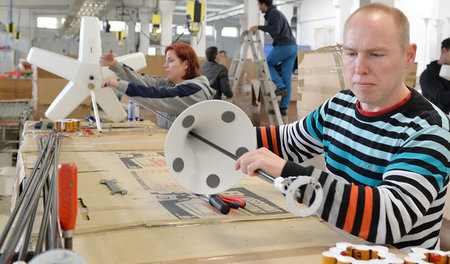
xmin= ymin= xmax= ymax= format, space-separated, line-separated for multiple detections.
xmin=135 ymin=22 xmax=141 ymax=32
xmin=205 ymin=25 xmax=213 ymax=36
xmin=37 ymin=17 xmax=59 ymax=29
xmin=176 ymin=25 xmax=190 ymax=35
xmin=221 ymin=27 xmax=238 ymax=37
xmin=109 ymin=21 xmax=126 ymax=32
xmin=148 ymin=47 xmax=157 ymax=55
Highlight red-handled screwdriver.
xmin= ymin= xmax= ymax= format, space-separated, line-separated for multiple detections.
xmin=58 ymin=162 xmax=78 ymax=250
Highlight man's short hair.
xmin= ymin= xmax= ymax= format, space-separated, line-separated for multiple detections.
xmin=442 ymin=38 xmax=450 ymax=51
xmin=219 ymin=50 xmax=227 ymax=55
xmin=257 ymin=0 xmax=272 ymax=6
xmin=205 ymin=46 xmax=219 ymax=62
xmin=344 ymin=3 xmax=410 ymax=50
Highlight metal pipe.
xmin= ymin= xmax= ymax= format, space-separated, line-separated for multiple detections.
xmin=0 ymin=131 xmax=55 ymax=251
xmin=35 ymin=169 xmax=55 ymax=254
xmin=0 ymin=133 xmax=59 ymax=264
xmin=17 ymin=197 xmax=39 ymax=261
xmin=188 ymin=130 xmax=275 ymax=182
xmin=1 ymin=149 xmax=56 ymax=263
xmin=49 ymin=134 xmax=62 ymax=249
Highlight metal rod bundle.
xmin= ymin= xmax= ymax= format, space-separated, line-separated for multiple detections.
xmin=0 ymin=131 xmax=62 ymax=263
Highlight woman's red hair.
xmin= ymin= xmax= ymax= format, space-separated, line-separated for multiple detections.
xmin=165 ymin=42 xmax=201 ymax=80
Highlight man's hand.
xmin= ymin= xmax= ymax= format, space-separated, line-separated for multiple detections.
xmin=235 ymin=147 xmax=286 ymax=177
xmin=248 ymin=26 xmax=259 ymax=33
xmin=100 ymin=49 xmax=117 ymax=68
xmin=101 ymin=76 xmax=119 ymax=88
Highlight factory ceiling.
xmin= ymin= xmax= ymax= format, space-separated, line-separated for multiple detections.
xmin=0 ymin=0 xmax=298 ymax=37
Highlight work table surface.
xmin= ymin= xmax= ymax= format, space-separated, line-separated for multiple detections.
xmin=14 ymin=121 xmax=406 ymax=263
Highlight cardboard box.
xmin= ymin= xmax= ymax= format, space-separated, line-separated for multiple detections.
xmin=297 ymin=50 xmax=345 ymax=118
xmin=251 ymin=77 xmax=299 ymax=104
xmin=33 ymin=75 xmax=92 ymax=101
xmin=36 ymin=68 xmax=60 ymax=79
xmin=139 ymin=55 xmax=167 ymax=77
xmin=35 ymin=55 xmax=77 ymax=79
xmin=132 ymin=56 xmax=259 ymax=94
xmin=34 ymin=79 xmax=91 ymax=105
xmin=0 ymin=79 xmax=32 ymax=99
xmin=33 ymin=103 xmax=92 ymax=121
xmin=405 ymin=62 xmax=418 ymax=88
xmin=0 ymin=93 xmax=15 ymax=100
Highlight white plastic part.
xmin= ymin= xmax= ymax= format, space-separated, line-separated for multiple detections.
xmin=285 ymin=176 xmax=323 ymax=217
xmin=273 ymin=176 xmax=294 ymax=194
xmin=439 ymin=64 xmax=450 ymax=81
xmin=115 ymin=53 xmax=147 ymax=70
xmin=29 ymin=249 xmax=87 ymax=264
xmin=165 ymin=100 xmax=256 ymax=195
xmin=26 ymin=16 xmax=147 ymax=123
xmin=90 ymin=89 xmax=102 ymax=132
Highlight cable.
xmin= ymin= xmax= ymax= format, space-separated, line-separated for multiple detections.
xmin=196 ymin=22 xmax=204 ymax=46
xmin=172 ymin=24 xmax=187 ymax=44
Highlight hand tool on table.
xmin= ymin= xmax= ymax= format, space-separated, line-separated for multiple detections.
xmin=207 ymin=194 xmax=231 ymax=214
xmin=195 ymin=193 xmax=230 ymax=214
xmin=100 ymin=179 xmax=128 ymax=195
xmin=220 ymin=195 xmax=246 ymax=209
xmin=82 ymin=128 xmax=94 ymax=135
xmin=58 ymin=162 xmax=78 ymax=250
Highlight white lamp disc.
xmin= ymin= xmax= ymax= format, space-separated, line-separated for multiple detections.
xmin=165 ymin=100 xmax=256 ymax=194
xmin=285 ymin=176 xmax=323 ymax=217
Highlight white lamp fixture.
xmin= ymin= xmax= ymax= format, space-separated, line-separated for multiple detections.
xmin=27 ymin=16 xmax=147 ymax=132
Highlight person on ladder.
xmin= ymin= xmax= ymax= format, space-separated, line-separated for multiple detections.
xmin=249 ymin=0 xmax=297 ymax=116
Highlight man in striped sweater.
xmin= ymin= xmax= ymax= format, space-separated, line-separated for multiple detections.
xmin=236 ymin=3 xmax=450 ymax=252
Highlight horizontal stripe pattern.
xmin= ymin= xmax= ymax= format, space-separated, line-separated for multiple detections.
xmin=256 ymin=89 xmax=450 ymax=251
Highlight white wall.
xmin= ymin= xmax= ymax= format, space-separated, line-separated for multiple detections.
xmin=298 ymin=0 xmax=337 ymax=49
xmin=0 ymin=7 xmax=32 ymax=71
xmin=395 ymin=0 xmax=450 ymax=79
xmin=297 ymin=0 xmax=450 ymax=87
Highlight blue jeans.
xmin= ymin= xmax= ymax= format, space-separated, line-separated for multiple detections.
xmin=266 ymin=44 xmax=298 ymax=109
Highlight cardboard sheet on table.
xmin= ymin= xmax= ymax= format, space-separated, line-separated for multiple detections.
xmin=32 ymin=151 xmax=294 ymax=233
xmin=18 ymin=132 xmax=166 ymax=153
xmin=72 ymin=217 xmax=403 ymax=264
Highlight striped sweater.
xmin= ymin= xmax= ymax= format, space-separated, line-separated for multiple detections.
xmin=257 ymin=88 xmax=450 ymax=251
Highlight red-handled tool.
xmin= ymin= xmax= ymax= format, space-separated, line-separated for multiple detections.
xmin=58 ymin=162 xmax=78 ymax=250
xmin=220 ymin=195 xmax=246 ymax=209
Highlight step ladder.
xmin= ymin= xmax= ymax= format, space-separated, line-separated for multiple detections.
xmin=229 ymin=31 xmax=283 ymax=126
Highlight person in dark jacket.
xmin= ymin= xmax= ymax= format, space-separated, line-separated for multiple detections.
xmin=249 ymin=0 xmax=297 ymax=116
xmin=201 ymin=46 xmax=233 ymax=99
xmin=419 ymin=37 xmax=450 ymax=114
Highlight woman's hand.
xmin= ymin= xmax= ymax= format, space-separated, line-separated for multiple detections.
xmin=248 ymin=26 xmax=259 ymax=33
xmin=101 ymin=76 xmax=119 ymax=88
xmin=235 ymin=147 xmax=286 ymax=178
xmin=100 ymin=49 xmax=117 ymax=68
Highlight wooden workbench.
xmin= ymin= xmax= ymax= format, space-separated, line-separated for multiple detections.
xmin=15 ymin=121 xmax=407 ymax=263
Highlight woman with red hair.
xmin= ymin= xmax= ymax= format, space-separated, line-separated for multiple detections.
xmin=100 ymin=42 xmax=214 ymax=128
